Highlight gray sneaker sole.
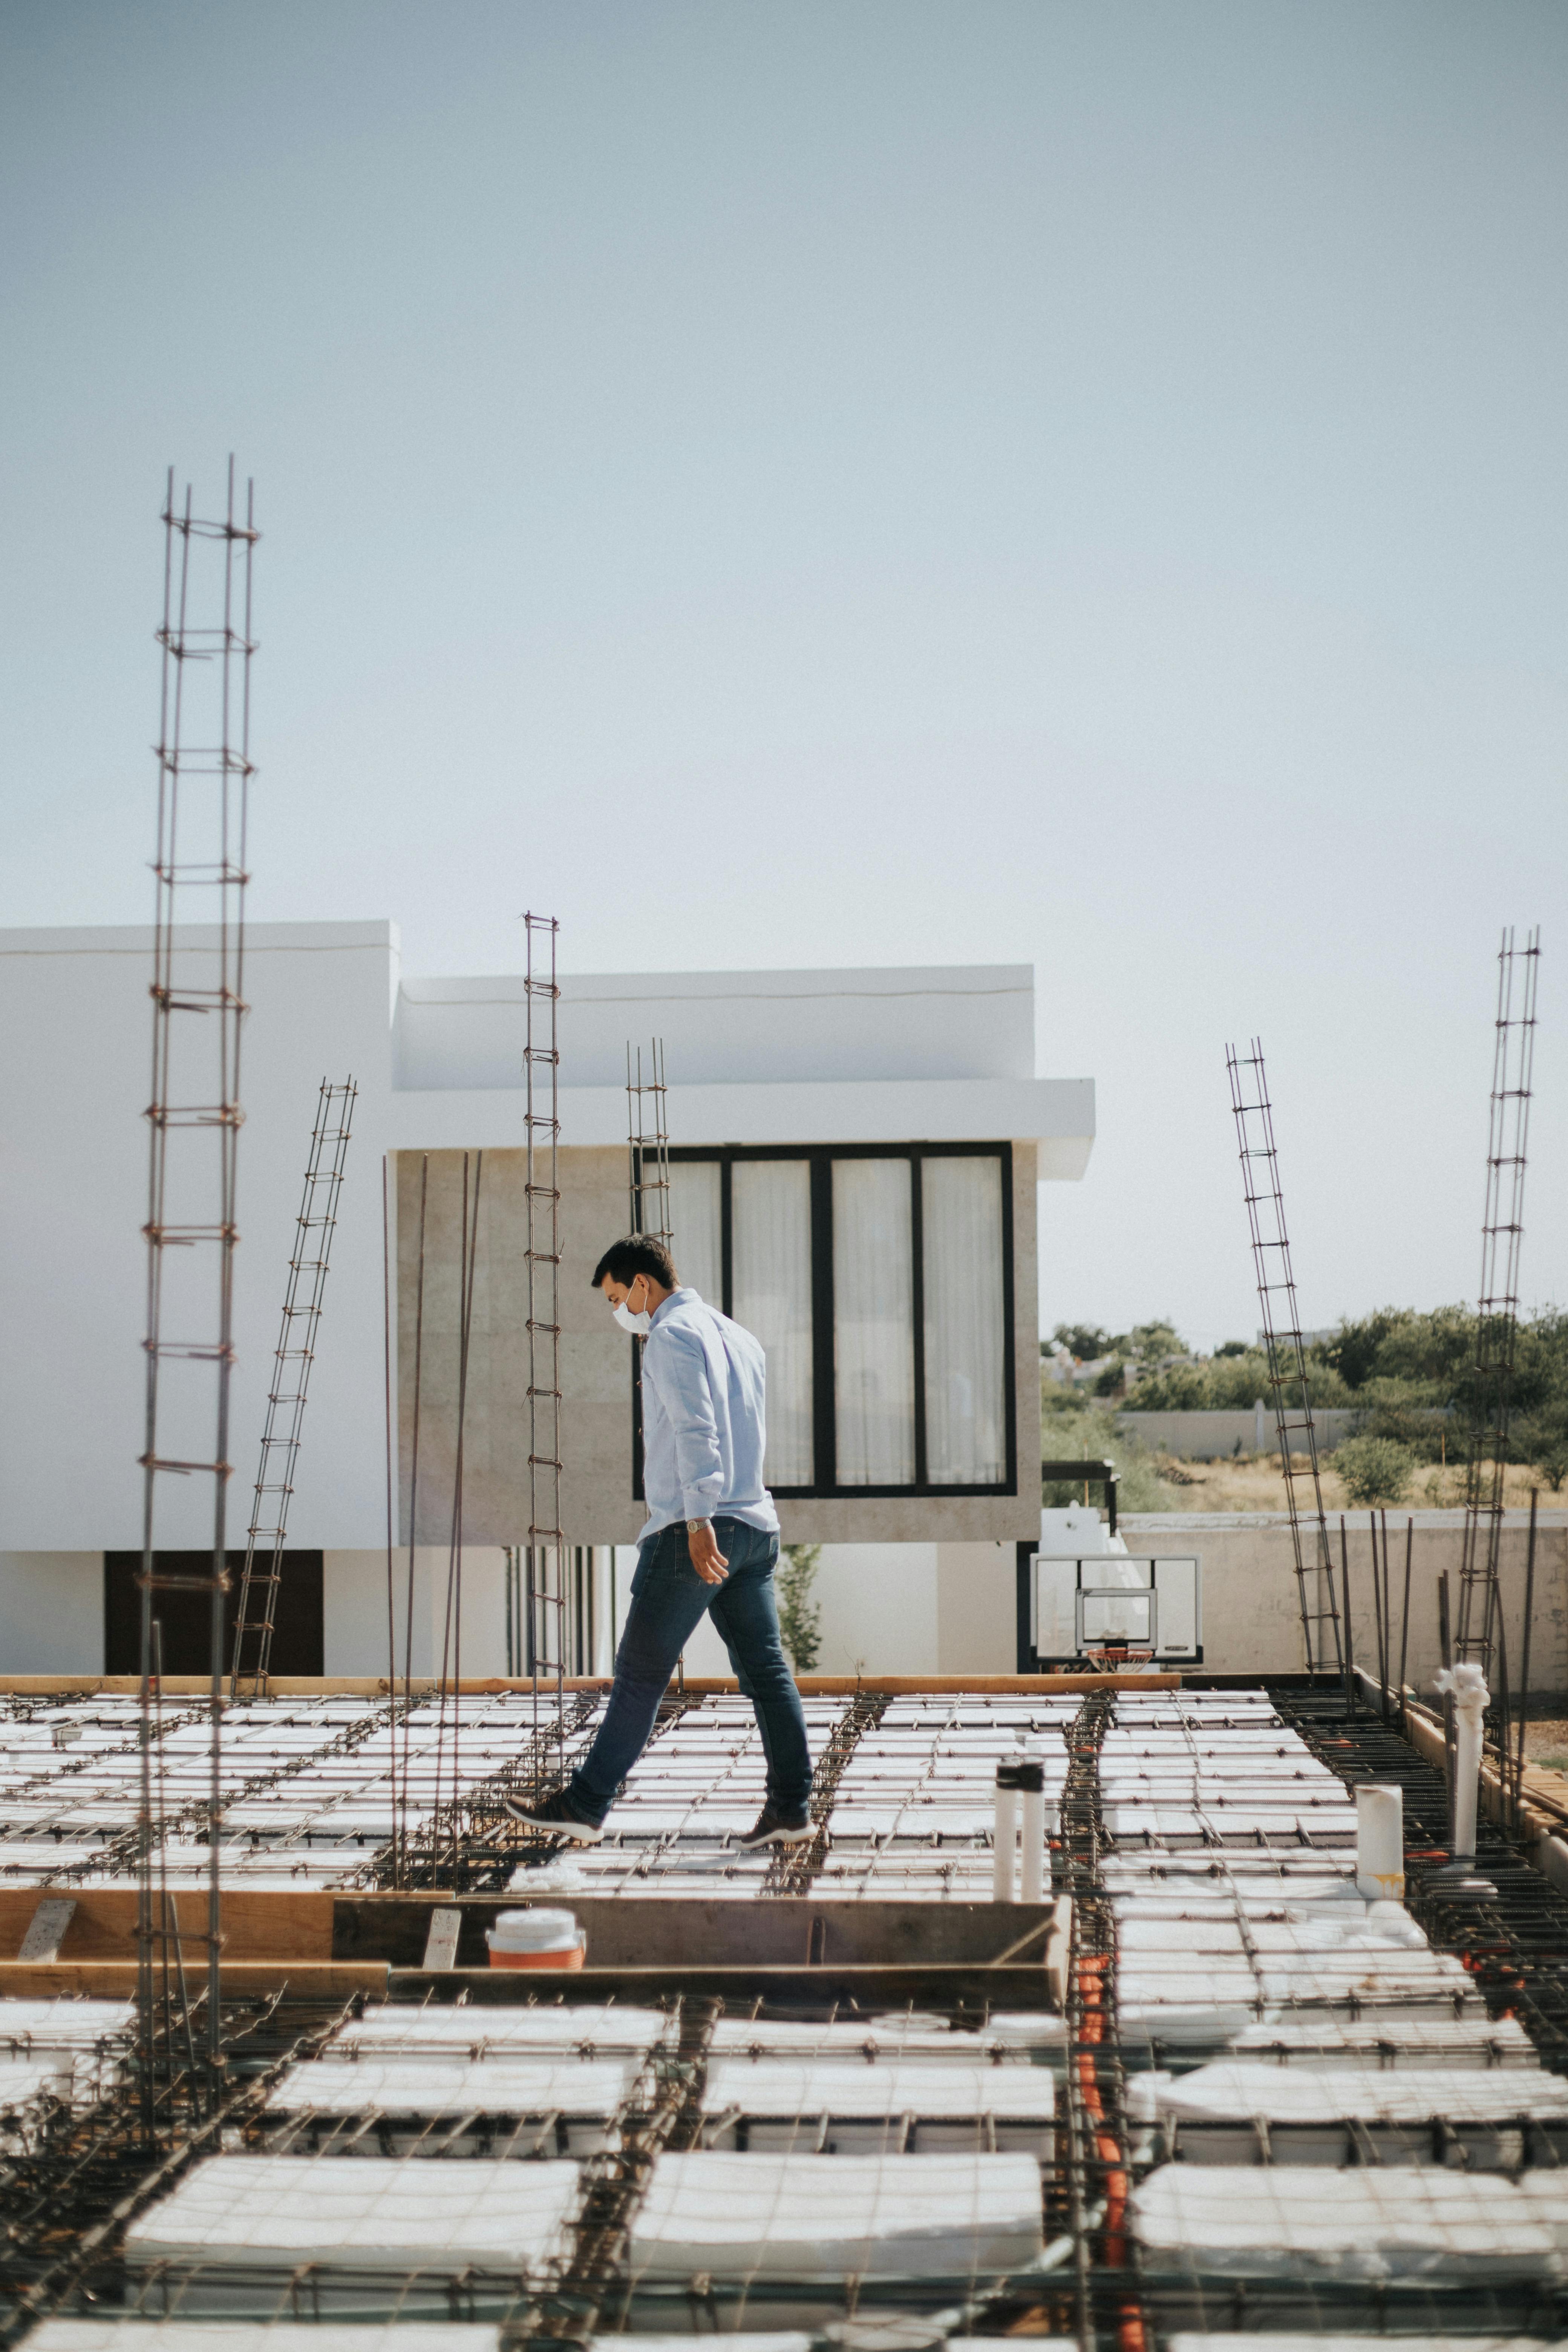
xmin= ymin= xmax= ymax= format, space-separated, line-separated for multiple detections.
xmin=738 ymin=1822 xmax=814 ymax=1849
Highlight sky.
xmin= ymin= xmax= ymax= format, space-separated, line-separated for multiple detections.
xmin=3 ymin=0 xmax=1565 ymax=1351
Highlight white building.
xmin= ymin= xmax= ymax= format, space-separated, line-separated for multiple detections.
xmin=0 ymin=922 xmax=1093 ymax=1680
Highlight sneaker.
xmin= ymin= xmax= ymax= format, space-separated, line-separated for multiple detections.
xmin=737 ymin=1803 xmax=814 ymax=1850
xmin=500 ymin=1786 xmax=604 ymax=1844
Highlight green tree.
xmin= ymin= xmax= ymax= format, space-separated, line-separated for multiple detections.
xmin=776 ymin=1544 xmax=823 ymax=1673
xmin=1127 ymin=1318 xmax=1184 ymax=1361
xmin=1335 ymin=1434 xmax=1415 ymax=1507
xmin=1052 ymin=1323 xmax=1111 ymax=1363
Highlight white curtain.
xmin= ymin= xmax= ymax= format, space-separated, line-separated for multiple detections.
xmin=667 ymin=1161 xmax=722 ymax=1304
xmin=922 ymin=1155 xmax=1006 ymax=1484
xmin=732 ymin=1160 xmax=814 ymax=1487
xmin=833 ymin=1158 xmax=915 ymax=1484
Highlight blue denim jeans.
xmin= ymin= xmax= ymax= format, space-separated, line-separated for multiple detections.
xmin=567 ymin=1517 xmax=813 ymax=1826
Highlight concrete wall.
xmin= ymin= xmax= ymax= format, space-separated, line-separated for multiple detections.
xmin=398 ymin=1142 xmax=1041 ymax=1550
xmin=395 ymin=1146 xmax=643 ymax=1550
xmin=682 ymin=1540 xmax=1014 ymax=1680
xmin=1116 ymin=1407 xmax=1360 ymax=1460
xmin=1121 ymin=1512 xmax=1568 ymax=1687
xmin=0 ymin=1554 xmax=104 ymax=1673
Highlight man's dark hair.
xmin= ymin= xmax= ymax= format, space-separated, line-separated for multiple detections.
xmin=592 ymin=1234 xmax=678 ymax=1290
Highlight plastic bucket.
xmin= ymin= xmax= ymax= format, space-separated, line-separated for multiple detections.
xmin=485 ymin=1906 xmax=586 ymax=1971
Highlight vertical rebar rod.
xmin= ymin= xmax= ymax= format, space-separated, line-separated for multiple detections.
xmin=1225 ymin=1041 xmax=1343 ymax=1676
xmin=397 ymin=1157 xmax=429 ymax=1887
xmin=435 ymin=1151 xmax=483 ymax=1882
xmin=1372 ymin=1511 xmax=1389 ymax=1721
xmin=1338 ymin=1516 xmax=1355 ymax=1718
xmin=382 ymin=1153 xmax=399 ymax=1876
xmin=1516 ymin=1487 xmax=1538 ymax=1831
xmin=230 ymin=1077 xmax=357 ymax=1694
xmin=1398 ymin=1513 xmax=1413 ymax=1733
xmin=137 ymin=460 xmax=257 ymax=2120
xmin=1457 ymin=927 xmax=1540 ymax=1667
xmin=1438 ymin=1569 xmax=1456 ymax=1846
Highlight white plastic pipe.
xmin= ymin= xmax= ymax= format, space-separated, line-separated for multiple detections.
xmin=1355 ymin=1784 xmax=1404 ymax=1903
xmin=1019 ymin=1756 xmax=1047 ymax=1903
xmin=993 ymin=1766 xmax=1020 ymax=1903
xmin=1433 ymin=1661 xmax=1490 ymax=1862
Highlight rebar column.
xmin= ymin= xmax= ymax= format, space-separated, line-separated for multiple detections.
xmin=137 ymin=460 xmax=257 ymax=2117
xmin=524 ymin=914 xmax=567 ymax=1790
xmin=230 ymin=1077 xmax=356 ymax=1695
xmin=626 ymin=1036 xmax=673 ymax=1243
xmin=1456 ymin=926 xmax=1541 ymax=1668
xmin=1225 ymin=1039 xmax=1343 ymax=1676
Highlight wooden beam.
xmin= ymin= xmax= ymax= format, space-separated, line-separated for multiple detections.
xmin=0 ymin=1960 xmax=387 ymax=1998
xmin=386 ymin=1963 xmax=1063 ymax=2009
xmin=0 ymin=1670 xmax=1180 ymax=1698
xmin=0 ymin=1888 xmax=335 ymax=1962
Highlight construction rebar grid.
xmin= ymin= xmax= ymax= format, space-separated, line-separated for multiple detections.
xmin=137 ymin=460 xmax=258 ymax=2115
xmin=230 ymin=1078 xmax=357 ymax=1696
xmin=1277 ymin=1681 xmax=1568 ymax=2075
xmin=626 ymin=1038 xmax=672 ymax=1245
xmin=1456 ymin=926 xmax=1542 ymax=1672
xmin=1057 ymin=1691 xmax=1148 ymax=2352
xmin=524 ymin=914 xmax=568 ymax=1808
xmin=762 ymin=1690 xmax=888 ymax=1896
xmin=523 ymin=1996 xmax=717 ymax=2344
xmin=0 ymin=1994 xmax=352 ymax=2346
xmin=371 ymin=1688 xmax=603 ymax=1893
xmin=1226 ymin=1040 xmax=1344 ymax=1679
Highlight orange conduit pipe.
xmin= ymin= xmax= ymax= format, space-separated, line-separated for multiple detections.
xmin=1075 ymin=1949 xmax=1146 ymax=2352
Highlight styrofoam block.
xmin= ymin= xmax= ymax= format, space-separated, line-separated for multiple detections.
xmin=1229 ymin=2015 xmax=1540 ymax=2069
xmin=0 ymin=2051 xmax=97 ymax=2097
xmin=29 ymin=2329 xmax=500 ymax=2352
xmin=0 ymin=1998 xmax=133 ymax=2049
xmin=335 ymin=2005 xmax=669 ymax=2058
xmin=704 ymin=2061 xmax=1056 ymax=2120
xmin=629 ymin=2151 xmax=1044 ymax=2278
xmin=623 ymin=2339 xmax=812 ymax=2352
xmin=1130 ymin=2164 xmax=1559 ymax=2279
xmin=1165 ymin=2338 xmax=1553 ymax=2351
xmin=124 ymin=2154 xmax=582 ymax=2270
xmin=1128 ymin=2060 xmax=1568 ymax=2127
xmin=267 ymin=2056 xmax=638 ymax=2116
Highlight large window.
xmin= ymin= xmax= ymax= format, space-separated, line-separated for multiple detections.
xmin=645 ymin=1144 xmax=1014 ymax=1498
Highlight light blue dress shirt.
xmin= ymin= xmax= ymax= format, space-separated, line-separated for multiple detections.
xmin=639 ymin=1286 xmax=780 ymax=1537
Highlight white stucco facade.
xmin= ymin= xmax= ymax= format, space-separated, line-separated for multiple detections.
xmin=0 ymin=921 xmax=1094 ymax=1672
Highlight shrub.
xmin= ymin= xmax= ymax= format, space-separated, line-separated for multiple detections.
xmin=1041 ymin=1406 xmax=1177 ymax=1514
xmin=1335 ymin=1434 xmax=1415 ymax=1507
xmin=777 ymin=1543 xmax=823 ymax=1673
xmin=1516 ymin=1403 xmax=1568 ymax=1492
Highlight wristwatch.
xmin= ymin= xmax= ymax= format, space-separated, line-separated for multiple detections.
xmin=686 ymin=1519 xmax=709 ymax=1534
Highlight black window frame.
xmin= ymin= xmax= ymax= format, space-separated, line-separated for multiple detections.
xmin=632 ymin=1140 xmax=1016 ymax=1501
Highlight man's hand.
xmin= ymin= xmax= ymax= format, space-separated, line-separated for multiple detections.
xmin=687 ymin=1520 xmax=729 ymax=1585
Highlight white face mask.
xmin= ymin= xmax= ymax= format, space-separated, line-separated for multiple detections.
xmin=612 ymin=1283 xmax=651 ymax=1337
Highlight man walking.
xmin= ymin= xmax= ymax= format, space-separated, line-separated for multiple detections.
xmin=504 ymin=1235 xmax=815 ymax=1847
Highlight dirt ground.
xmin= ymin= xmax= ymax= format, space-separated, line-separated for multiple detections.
xmin=1151 ymin=1453 xmax=1559 ymax=1517
xmin=1524 ymin=1716 xmax=1568 ymax=1771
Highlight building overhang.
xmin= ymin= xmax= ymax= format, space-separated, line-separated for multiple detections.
xmin=386 ymin=1076 xmax=1095 ymax=1177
